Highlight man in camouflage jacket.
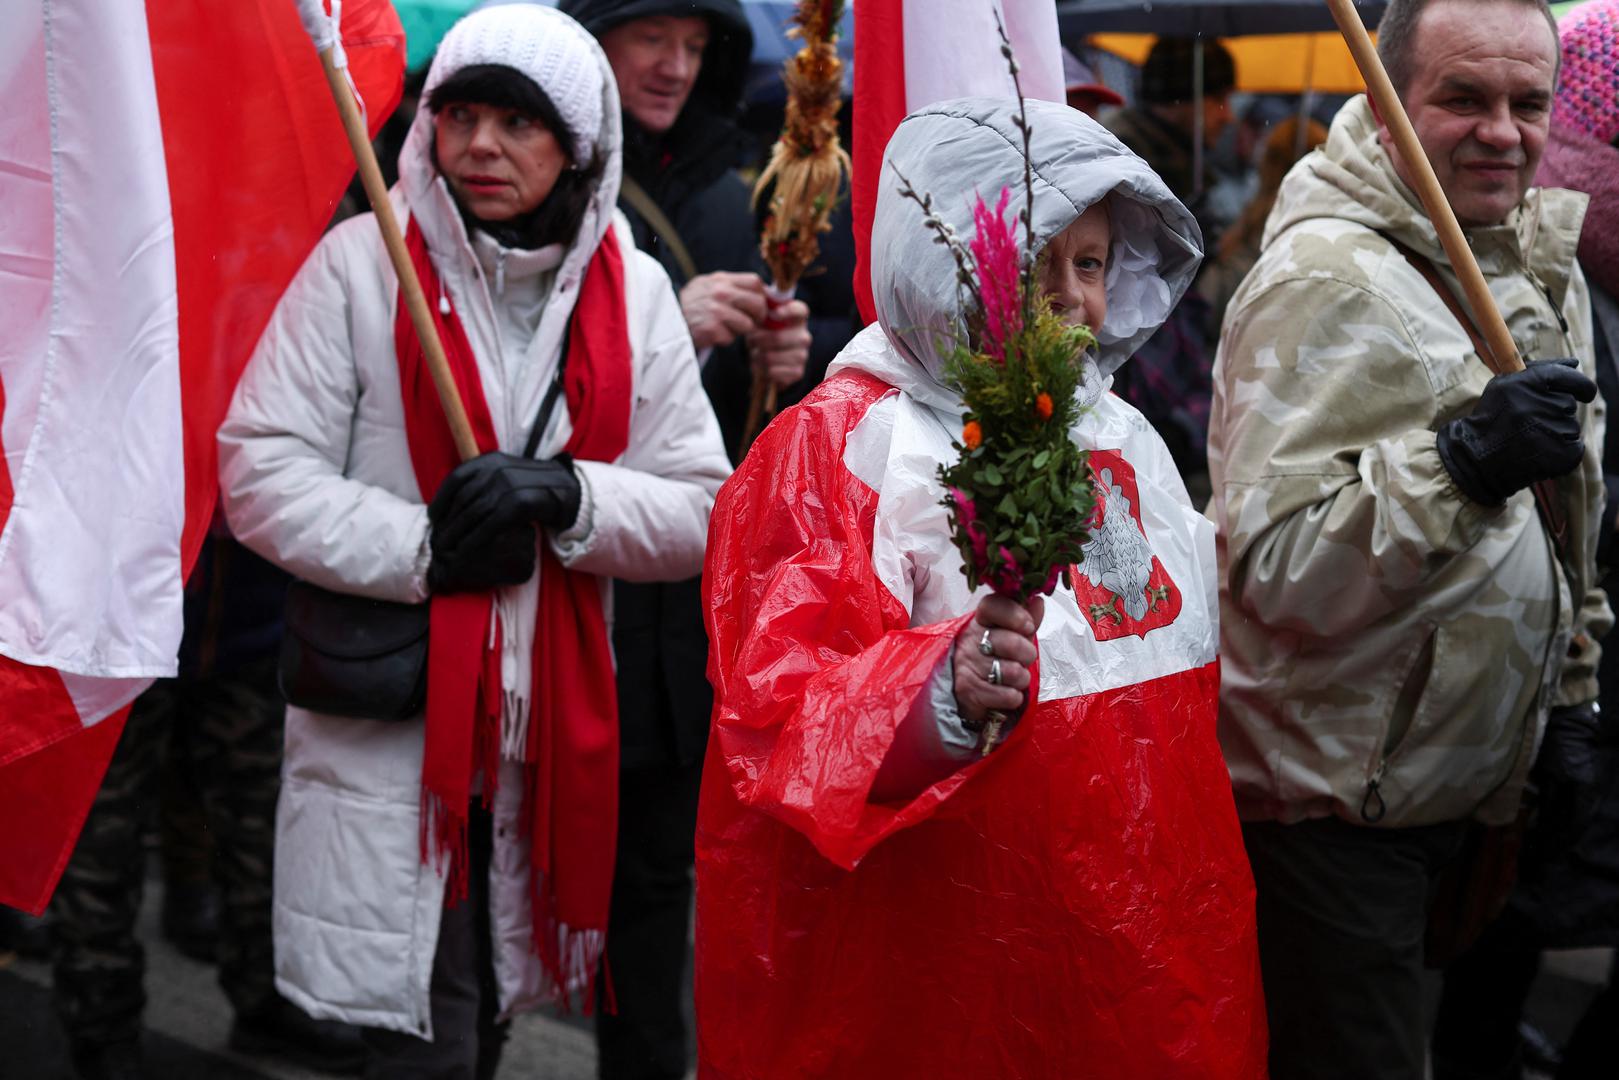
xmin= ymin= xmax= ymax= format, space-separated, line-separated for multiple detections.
xmin=1207 ymin=0 xmax=1610 ymax=1075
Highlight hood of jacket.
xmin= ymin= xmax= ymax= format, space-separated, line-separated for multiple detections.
xmin=1265 ymin=95 xmax=1584 ymax=305
xmin=399 ymin=5 xmax=623 ymax=301
xmin=559 ymin=0 xmax=753 ymax=120
xmin=865 ymin=98 xmax=1202 ymax=413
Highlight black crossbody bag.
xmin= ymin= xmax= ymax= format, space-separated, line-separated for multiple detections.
xmin=278 ymin=332 xmax=572 ymax=720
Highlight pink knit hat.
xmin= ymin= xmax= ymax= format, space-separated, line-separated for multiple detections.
xmin=1555 ymin=0 xmax=1619 ymax=145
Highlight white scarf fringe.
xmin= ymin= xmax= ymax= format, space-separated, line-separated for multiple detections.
xmin=559 ymin=924 xmax=606 ymax=998
xmin=494 ymin=556 xmax=541 ymax=763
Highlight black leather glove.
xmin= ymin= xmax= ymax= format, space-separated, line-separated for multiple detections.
xmin=1529 ymin=704 xmax=1608 ymax=863
xmin=426 ymin=453 xmax=580 ymax=594
xmin=1437 ymin=358 xmax=1596 ymax=506
xmin=429 ymin=452 xmax=582 ymax=549
xmin=427 ymin=518 xmax=536 ymax=594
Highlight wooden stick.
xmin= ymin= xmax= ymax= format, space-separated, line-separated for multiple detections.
xmin=739 ymin=282 xmax=795 ymax=455
xmin=318 ymin=48 xmax=481 ymax=460
xmin=740 ymin=373 xmax=776 ymax=457
xmin=1323 ymin=0 xmax=1523 ymax=372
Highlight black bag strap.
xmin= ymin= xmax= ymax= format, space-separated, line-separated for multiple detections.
xmin=1380 ymin=232 xmax=1572 ymax=559
xmin=620 ymin=176 xmax=699 ymax=283
xmin=523 ymin=318 xmax=572 ymax=460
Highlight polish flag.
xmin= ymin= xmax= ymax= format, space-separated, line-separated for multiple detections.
xmin=0 ymin=0 xmax=403 ymax=913
xmin=851 ymin=0 xmax=1065 ymax=323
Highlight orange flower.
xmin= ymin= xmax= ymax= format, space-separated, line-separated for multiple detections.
xmin=962 ymin=420 xmax=982 ymax=450
xmin=1035 ymin=392 xmax=1054 ymax=421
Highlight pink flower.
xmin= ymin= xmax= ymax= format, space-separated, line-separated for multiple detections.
xmin=1040 ymin=564 xmax=1064 ymax=595
xmin=951 ymin=487 xmax=977 ymax=528
xmin=989 ymin=545 xmax=1023 ymax=595
xmin=969 ymin=523 xmax=990 ymax=572
xmin=970 ymin=187 xmax=1023 ymax=362
xmin=952 ymin=488 xmax=991 ymax=571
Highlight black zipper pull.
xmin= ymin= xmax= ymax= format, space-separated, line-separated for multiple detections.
xmin=1361 ymin=762 xmax=1388 ymax=823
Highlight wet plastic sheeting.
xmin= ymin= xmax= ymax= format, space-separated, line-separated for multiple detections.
xmin=693 ymin=375 xmax=1268 ymax=1078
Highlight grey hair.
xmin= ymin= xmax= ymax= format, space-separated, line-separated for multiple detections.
xmin=1376 ymin=0 xmax=1560 ymax=96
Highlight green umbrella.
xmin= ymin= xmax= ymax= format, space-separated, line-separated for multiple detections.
xmin=395 ymin=0 xmax=483 ymax=71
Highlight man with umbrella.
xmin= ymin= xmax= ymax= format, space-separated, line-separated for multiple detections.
xmin=1208 ymin=0 xmax=1607 ymax=1075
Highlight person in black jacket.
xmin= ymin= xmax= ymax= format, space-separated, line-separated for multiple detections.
xmin=558 ymin=3 xmax=811 ymax=1079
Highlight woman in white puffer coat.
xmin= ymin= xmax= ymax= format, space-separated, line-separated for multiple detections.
xmin=217 ymin=7 xmax=729 ymax=1075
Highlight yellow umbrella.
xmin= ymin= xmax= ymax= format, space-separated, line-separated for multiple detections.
xmin=1089 ymin=31 xmax=1377 ymax=95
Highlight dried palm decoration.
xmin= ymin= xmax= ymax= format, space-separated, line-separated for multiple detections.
xmin=741 ymin=0 xmax=851 ymax=454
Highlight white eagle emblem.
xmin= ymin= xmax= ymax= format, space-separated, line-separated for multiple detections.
xmin=1078 ymin=467 xmax=1156 ymax=621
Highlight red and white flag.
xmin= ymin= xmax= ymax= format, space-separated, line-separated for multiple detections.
xmin=851 ymin=0 xmax=1064 ymax=323
xmin=0 ymin=0 xmax=403 ymax=914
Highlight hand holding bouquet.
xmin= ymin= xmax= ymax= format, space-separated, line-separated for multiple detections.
xmin=892 ymin=26 xmax=1097 ymax=752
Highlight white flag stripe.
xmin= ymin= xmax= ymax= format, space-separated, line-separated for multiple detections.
xmin=0 ymin=0 xmax=183 ymax=680
xmin=0 ymin=2 xmax=54 ymax=519
xmin=900 ymin=0 xmax=1063 ymax=114
xmin=61 ymin=672 xmax=153 ymax=728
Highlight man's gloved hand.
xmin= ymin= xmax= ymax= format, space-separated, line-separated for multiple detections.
xmin=427 ymin=519 xmax=536 ymax=594
xmin=1530 ymin=704 xmax=1609 ymax=862
xmin=1437 ymin=358 xmax=1597 ymax=506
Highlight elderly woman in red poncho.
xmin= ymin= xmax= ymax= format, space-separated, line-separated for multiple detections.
xmin=694 ymin=96 xmax=1267 ymax=1078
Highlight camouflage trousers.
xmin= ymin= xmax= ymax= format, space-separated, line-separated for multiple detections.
xmin=50 ymin=659 xmax=283 ymax=1050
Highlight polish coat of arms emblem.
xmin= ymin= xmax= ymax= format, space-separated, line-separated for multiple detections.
xmin=1071 ymin=450 xmax=1182 ymax=640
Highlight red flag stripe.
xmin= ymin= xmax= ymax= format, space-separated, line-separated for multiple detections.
xmin=0 ymin=707 xmax=128 ymax=915
xmin=851 ymin=0 xmax=906 ymax=326
xmin=146 ymin=0 xmax=404 ymax=575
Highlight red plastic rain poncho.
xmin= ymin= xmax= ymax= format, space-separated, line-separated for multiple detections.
xmin=696 ymin=99 xmax=1267 ymax=1077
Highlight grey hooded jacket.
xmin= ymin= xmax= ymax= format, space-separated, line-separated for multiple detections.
xmin=868 ymin=98 xmax=1203 ymax=403
xmin=830 ymin=98 xmax=1212 ymax=784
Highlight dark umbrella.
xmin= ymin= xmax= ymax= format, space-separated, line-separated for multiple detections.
xmin=1057 ymin=0 xmax=1386 ymax=36
xmin=1059 ymin=1 xmax=1388 ymax=197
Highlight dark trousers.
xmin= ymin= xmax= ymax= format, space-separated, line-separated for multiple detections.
xmin=1562 ymin=963 xmax=1619 ymax=1078
xmin=1433 ymin=927 xmax=1619 ymax=1080
xmin=595 ymin=759 xmax=703 ymax=1080
xmin=362 ymin=804 xmax=508 ymax=1080
xmin=1431 ymin=915 xmax=1542 ymax=1080
xmin=1243 ymin=816 xmax=1467 ymax=1080
xmin=50 ymin=660 xmax=283 ymax=1050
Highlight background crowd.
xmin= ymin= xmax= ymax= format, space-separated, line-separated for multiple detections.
xmin=2 ymin=0 xmax=1618 ymax=1078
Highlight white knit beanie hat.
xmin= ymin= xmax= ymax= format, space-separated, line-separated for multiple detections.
xmin=423 ymin=5 xmax=605 ymax=166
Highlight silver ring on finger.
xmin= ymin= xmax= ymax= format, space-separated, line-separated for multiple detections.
xmin=978 ymin=629 xmax=995 ymax=657
xmin=988 ymin=658 xmax=1003 ymax=686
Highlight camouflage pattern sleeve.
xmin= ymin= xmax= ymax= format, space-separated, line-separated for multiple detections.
xmin=1556 ymin=274 xmax=1611 ymax=707
xmin=1212 ymin=277 xmax=1507 ymax=637
xmin=1560 ymin=585 xmax=1610 ymax=706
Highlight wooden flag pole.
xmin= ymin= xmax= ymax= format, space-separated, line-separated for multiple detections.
xmin=317 ymin=48 xmax=481 ymax=460
xmin=1323 ymin=0 xmax=1523 ymax=372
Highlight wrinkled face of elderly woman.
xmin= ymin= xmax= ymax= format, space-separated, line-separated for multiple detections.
xmin=435 ymin=102 xmax=569 ymax=222
xmin=1037 ymin=200 xmax=1109 ymax=331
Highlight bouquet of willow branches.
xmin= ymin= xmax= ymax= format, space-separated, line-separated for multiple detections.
xmin=892 ymin=27 xmax=1096 ymax=612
